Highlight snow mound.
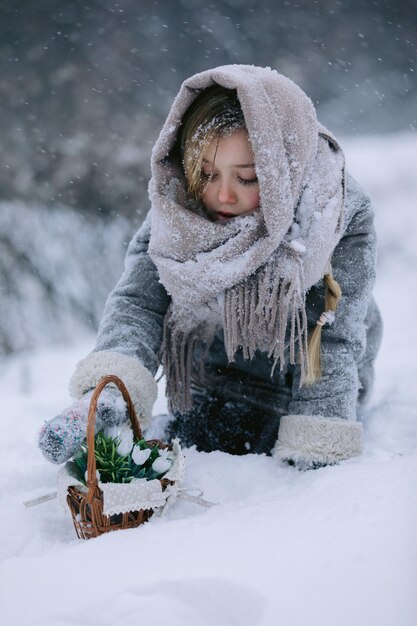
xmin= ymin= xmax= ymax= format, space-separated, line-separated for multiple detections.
xmin=0 ymin=132 xmax=416 ymax=626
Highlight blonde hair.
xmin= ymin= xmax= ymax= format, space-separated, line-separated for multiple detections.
xmin=304 ymin=272 xmax=342 ymax=385
xmin=178 ymin=85 xmax=246 ymax=200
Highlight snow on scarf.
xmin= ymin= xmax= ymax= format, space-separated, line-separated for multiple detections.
xmin=148 ymin=65 xmax=345 ymax=411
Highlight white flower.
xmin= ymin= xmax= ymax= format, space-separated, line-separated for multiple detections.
xmin=103 ymin=425 xmax=120 ymax=440
xmin=152 ymin=456 xmax=172 ymax=475
xmin=132 ymin=446 xmax=152 ymax=466
xmin=158 ymin=448 xmax=173 ymax=462
xmin=116 ymin=424 xmax=134 ymax=456
xmin=85 ymin=469 xmax=100 ymax=481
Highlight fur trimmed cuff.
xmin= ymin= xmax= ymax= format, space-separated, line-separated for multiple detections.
xmin=273 ymin=414 xmax=363 ymax=468
xmin=69 ymin=351 xmax=157 ymax=429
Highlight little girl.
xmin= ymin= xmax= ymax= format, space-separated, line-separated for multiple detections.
xmin=39 ymin=65 xmax=382 ymax=469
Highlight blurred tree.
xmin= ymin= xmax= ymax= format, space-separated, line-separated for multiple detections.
xmin=0 ymin=0 xmax=415 ymax=216
xmin=0 ymin=0 xmax=415 ymax=355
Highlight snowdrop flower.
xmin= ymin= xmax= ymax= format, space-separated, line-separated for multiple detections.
xmin=152 ymin=457 xmax=172 ymax=475
xmin=116 ymin=424 xmax=134 ymax=456
xmin=132 ymin=446 xmax=152 ymax=466
xmin=103 ymin=425 xmax=120 ymax=440
xmin=85 ymin=470 xmax=101 ymax=482
xmin=152 ymin=449 xmax=173 ymax=475
xmin=159 ymin=448 xmax=173 ymax=462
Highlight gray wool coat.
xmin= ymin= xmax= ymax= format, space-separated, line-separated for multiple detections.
xmin=93 ymin=171 xmax=382 ymax=425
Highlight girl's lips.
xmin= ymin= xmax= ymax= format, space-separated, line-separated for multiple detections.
xmin=216 ymin=210 xmax=237 ymax=219
xmin=213 ymin=207 xmax=260 ymax=222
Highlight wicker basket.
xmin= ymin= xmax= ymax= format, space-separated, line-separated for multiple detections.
xmin=66 ymin=374 xmax=174 ymax=540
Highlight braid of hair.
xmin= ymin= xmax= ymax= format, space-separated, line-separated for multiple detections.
xmin=304 ymin=272 xmax=342 ymax=385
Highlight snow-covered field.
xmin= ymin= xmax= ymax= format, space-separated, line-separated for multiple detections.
xmin=1 ymin=132 xmax=416 ymax=626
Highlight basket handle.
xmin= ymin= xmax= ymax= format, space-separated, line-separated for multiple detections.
xmin=85 ymin=374 xmax=143 ymax=491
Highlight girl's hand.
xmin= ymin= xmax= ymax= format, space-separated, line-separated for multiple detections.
xmin=38 ymin=387 xmax=128 ymax=465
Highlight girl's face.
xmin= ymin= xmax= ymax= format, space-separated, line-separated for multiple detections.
xmin=200 ymin=129 xmax=260 ymax=223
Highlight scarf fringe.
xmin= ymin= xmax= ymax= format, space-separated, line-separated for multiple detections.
xmin=162 ymin=253 xmax=309 ymax=413
xmin=161 ymin=306 xmax=217 ymax=413
xmin=224 ymin=253 xmax=309 ymax=381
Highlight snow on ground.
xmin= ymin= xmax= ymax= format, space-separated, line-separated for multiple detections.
xmin=0 ymin=132 xmax=416 ymax=626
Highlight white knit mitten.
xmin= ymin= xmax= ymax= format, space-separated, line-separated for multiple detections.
xmin=38 ymin=386 xmax=129 ymax=464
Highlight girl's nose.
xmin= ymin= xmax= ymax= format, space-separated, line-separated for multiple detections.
xmin=217 ymin=182 xmax=237 ymax=204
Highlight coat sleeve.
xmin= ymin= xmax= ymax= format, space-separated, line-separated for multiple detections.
xmin=273 ymin=174 xmax=379 ymax=467
xmin=94 ymin=210 xmax=171 ymax=375
xmin=287 ymin=174 xmax=378 ymax=422
xmin=68 ymin=210 xmax=171 ymax=427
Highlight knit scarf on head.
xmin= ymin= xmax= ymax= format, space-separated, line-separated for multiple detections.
xmin=148 ymin=65 xmax=345 ymax=412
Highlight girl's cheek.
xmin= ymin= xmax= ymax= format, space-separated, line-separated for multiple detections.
xmin=249 ymin=189 xmax=260 ymax=208
xmin=201 ymin=188 xmax=213 ymax=207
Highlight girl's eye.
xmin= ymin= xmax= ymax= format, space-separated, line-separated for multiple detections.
xmin=201 ymin=171 xmax=217 ymax=181
xmin=238 ymin=176 xmax=258 ymax=186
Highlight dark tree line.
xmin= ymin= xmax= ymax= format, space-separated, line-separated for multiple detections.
xmin=1 ymin=0 xmax=415 ymax=217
